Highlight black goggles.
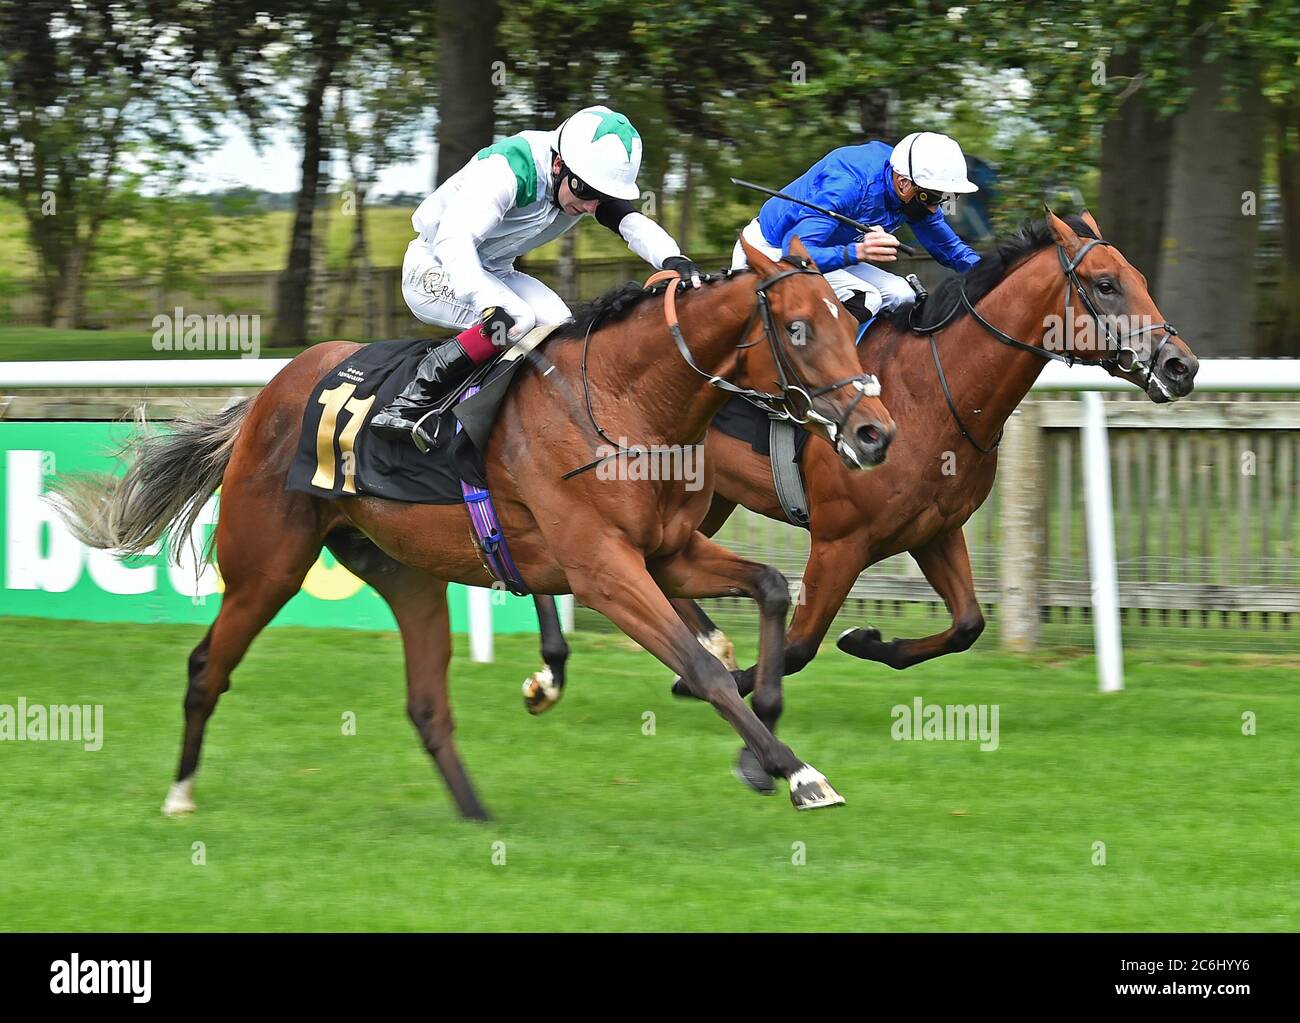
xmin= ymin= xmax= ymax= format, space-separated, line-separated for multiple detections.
xmin=914 ymin=187 xmax=955 ymax=208
xmin=564 ymin=171 xmax=610 ymax=203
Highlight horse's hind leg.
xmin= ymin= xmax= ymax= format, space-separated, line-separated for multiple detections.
xmin=837 ymin=527 xmax=985 ymax=669
xmin=522 ymin=595 xmax=568 ymax=716
xmin=325 ymin=529 xmax=488 ymax=820
xmin=163 ymin=487 xmax=326 ymax=816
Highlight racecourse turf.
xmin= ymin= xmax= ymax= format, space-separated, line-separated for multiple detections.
xmin=0 ymin=616 xmax=1296 ymax=932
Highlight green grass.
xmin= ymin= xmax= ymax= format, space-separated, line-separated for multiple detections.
xmin=0 ymin=616 xmax=1296 ymax=932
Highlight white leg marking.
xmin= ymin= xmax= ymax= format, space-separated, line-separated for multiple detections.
xmin=162 ymin=777 xmax=196 ymax=816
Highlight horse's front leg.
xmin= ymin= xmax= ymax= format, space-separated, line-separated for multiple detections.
xmin=653 ymin=533 xmax=839 ymax=806
xmin=522 ymin=594 xmax=569 ymax=715
xmin=836 ymin=527 xmax=986 ymax=669
xmin=675 ymin=534 xmax=865 ymax=700
xmin=565 ymin=539 xmax=840 ymax=811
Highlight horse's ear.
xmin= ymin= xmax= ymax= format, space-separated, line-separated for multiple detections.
xmin=786 ymin=235 xmax=821 ymax=273
xmin=1046 ymin=207 xmax=1083 ymax=259
xmin=739 ymin=232 xmax=779 ymax=276
xmin=1079 ymin=208 xmax=1103 ymax=239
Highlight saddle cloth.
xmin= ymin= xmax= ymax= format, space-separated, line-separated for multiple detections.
xmin=285 ymin=326 xmax=557 ymax=504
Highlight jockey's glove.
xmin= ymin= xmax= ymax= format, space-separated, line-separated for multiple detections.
xmin=663 ymin=255 xmax=703 ymax=289
xmin=483 ymin=303 xmax=529 ymax=343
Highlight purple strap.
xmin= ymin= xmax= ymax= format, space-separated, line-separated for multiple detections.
xmin=455 ymin=384 xmax=529 ymax=595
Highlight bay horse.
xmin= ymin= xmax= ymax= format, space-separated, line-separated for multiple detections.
xmin=52 ymin=235 xmax=895 ymax=819
xmin=526 ymin=211 xmax=1200 ymax=786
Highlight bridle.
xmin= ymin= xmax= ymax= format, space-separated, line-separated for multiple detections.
xmin=912 ymin=236 xmax=1180 ymax=454
xmin=563 ymin=260 xmax=881 ymax=479
xmin=672 ymin=260 xmax=881 ymax=436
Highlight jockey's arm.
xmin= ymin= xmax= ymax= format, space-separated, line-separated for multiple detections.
xmin=779 ymin=211 xmax=858 ymax=273
xmin=910 ymin=208 xmax=981 ymax=272
xmin=429 ymin=159 xmax=537 ymax=337
xmin=595 ymin=199 xmax=683 ymax=270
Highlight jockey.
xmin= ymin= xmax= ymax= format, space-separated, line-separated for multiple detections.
xmin=732 ymin=131 xmax=980 ymax=323
xmin=371 ymin=104 xmax=701 ymax=447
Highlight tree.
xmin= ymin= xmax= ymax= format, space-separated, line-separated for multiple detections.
xmin=435 ymin=0 xmax=501 ymax=186
xmin=0 ymin=1 xmax=258 ymax=326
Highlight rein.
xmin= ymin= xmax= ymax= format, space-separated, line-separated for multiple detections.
xmin=562 ymin=263 xmax=880 ymax=480
xmin=912 ymin=237 xmax=1180 ymax=453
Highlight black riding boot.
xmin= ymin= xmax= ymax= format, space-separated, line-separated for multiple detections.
xmin=369 ymin=337 xmax=474 ymax=449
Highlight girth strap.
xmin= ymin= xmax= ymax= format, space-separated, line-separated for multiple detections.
xmin=768 ymin=417 xmax=810 ymax=527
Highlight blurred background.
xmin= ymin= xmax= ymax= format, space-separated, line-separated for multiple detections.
xmin=0 ymin=0 xmax=1297 ymax=355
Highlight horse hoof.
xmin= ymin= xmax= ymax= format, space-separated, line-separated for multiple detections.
xmin=670 ymin=676 xmax=696 ymax=699
xmin=733 ymin=747 xmax=775 ymax=795
xmin=522 ymin=667 xmax=562 ymax=715
xmin=161 ymin=779 xmax=196 ymax=816
xmin=836 ymin=627 xmax=881 ymax=655
xmin=788 ymin=764 xmax=846 ymax=811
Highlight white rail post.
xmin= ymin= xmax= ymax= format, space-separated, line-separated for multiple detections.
xmin=558 ymin=594 xmax=575 ymax=633
xmin=1080 ymin=391 xmax=1123 ymax=692
xmin=467 ymin=586 xmax=494 ymax=663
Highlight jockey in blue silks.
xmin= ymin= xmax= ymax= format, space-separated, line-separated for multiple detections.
xmin=732 ymin=131 xmax=981 ymax=323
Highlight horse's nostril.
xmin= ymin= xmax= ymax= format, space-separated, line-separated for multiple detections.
xmin=1165 ymin=357 xmax=1188 ymax=378
xmin=858 ymin=424 xmax=886 ymax=449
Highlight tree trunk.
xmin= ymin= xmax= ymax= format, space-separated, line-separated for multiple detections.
xmin=1099 ymin=51 xmax=1173 ymax=292
xmin=308 ymin=175 xmax=331 ymax=342
xmin=273 ymin=31 xmax=340 ymax=345
xmin=1156 ymin=56 xmax=1265 ymax=357
xmin=52 ymin=242 xmax=86 ymax=330
xmin=558 ymin=228 xmax=577 ymax=303
xmin=1265 ymin=96 xmax=1300 ymax=357
xmin=677 ymin=146 xmax=695 ymax=251
xmin=436 ymin=0 xmax=500 ymax=186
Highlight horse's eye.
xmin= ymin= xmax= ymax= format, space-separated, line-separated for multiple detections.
xmin=786 ymin=320 xmax=809 ymax=345
xmin=1097 ymin=279 xmax=1115 ymax=295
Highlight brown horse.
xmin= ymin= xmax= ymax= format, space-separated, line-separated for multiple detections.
xmin=528 ymin=212 xmax=1200 ymax=784
xmin=53 ymin=235 xmax=896 ymax=819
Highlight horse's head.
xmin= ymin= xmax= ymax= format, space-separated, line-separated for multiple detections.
xmin=739 ymin=234 xmax=896 ymax=468
xmin=1045 ymin=209 xmax=1198 ymax=403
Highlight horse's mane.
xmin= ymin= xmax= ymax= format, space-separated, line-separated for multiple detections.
xmin=552 ymin=267 xmax=746 ymax=340
xmin=888 ymin=214 xmax=1098 ymax=332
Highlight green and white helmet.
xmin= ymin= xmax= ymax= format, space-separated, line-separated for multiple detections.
xmin=554 ymin=105 xmax=642 ymax=201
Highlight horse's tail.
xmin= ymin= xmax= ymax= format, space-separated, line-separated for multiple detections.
xmin=50 ymin=400 xmax=252 ymax=564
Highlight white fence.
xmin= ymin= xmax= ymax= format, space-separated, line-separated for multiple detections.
xmin=4 ymin=358 xmax=1299 ymax=687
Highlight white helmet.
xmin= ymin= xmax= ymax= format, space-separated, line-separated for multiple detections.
xmin=889 ymin=132 xmax=978 ymax=194
xmin=554 ymin=105 xmax=642 ymax=201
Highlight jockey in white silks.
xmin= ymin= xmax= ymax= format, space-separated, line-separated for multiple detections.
xmin=371 ymin=104 xmax=701 ymax=448
xmin=731 ymin=131 xmax=980 ymax=324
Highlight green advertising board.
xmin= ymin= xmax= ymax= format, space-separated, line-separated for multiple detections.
xmin=0 ymin=421 xmax=539 ymax=633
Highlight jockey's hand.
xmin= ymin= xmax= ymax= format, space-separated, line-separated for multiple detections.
xmin=663 ymin=255 xmax=703 ymax=289
xmin=483 ymin=304 xmax=528 ymax=345
xmin=856 ymin=226 xmax=900 ymax=264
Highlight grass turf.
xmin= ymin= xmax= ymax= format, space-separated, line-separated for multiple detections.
xmin=0 ymin=616 xmax=1295 ymax=932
